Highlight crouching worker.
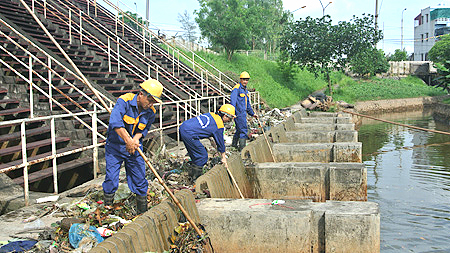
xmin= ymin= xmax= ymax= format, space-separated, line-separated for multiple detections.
xmin=180 ymin=104 xmax=236 ymax=180
xmin=102 ymin=79 xmax=163 ymax=214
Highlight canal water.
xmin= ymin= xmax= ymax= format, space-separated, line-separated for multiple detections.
xmin=358 ymin=109 xmax=450 ymax=252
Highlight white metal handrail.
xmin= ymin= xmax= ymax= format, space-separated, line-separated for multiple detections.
xmin=34 ymin=0 xmax=203 ymax=102
xmin=0 ymin=109 xmax=108 ymax=205
xmin=81 ymin=0 xmax=235 ymax=96
xmin=0 ymin=20 xmax=111 ymax=132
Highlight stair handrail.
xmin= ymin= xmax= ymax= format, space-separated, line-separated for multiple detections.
xmin=31 ymin=0 xmax=198 ymax=103
xmin=0 ymin=17 xmax=111 ymax=131
xmin=88 ymin=0 xmax=236 ymax=95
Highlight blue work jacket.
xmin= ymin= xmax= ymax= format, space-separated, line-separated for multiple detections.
xmin=107 ymin=93 xmax=156 ymax=145
xmin=180 ymin=113 xmax=226 ymax=153
xmin=230 ymin=83 xmax=255 ymax=117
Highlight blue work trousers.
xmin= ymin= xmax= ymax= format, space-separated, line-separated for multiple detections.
xmin=180 ymin=129 xmax=208 ymax=167
xmin=233 ymin=114 xmax=248 ymax=140
xmin=102 ymin=142 xmax=148 ymax=196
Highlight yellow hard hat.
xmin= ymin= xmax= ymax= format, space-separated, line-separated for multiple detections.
xmin=140 ymin=79 xmax=163 ymax=103
xmin=219 ymin=104 xmax=236 ymax=118
xmin=240 ymin=71 xmax=250 ymax=79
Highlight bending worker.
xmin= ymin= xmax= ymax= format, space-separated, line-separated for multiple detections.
xmin=231 ymin=71 xmax=257 ymax=151
xmin=180 ymin=104 xmax=236 ymax=180
xmin=102 ymin=79 xmax=163 ymax=214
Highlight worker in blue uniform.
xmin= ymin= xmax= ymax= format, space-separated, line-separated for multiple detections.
xmin=230 ymin=71 xmax=258 ymax=151
xmin=179 ymin=104 xmax=236 ymax=180
xmin=102 ymin=79 xmax=163 ymax=214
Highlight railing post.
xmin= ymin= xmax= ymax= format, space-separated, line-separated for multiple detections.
xmin=176 ymin=102 xmax=180 ymax=146
xmin=51 ymin=117 xmax=58 ymax=194
xmin=87 ymin=0 xmax=90 ymax=16
xmin=142 ymin=27 xmax=146 ymax=56
xmin=192 ymin=52 xmax=195 ymax=70
xmin=94 ymin=0 xmax=97 ymax=17
xmin=159 ymin=103 xmax=163 ymax=147
xmin=21 ymin=122 xmax=29 ymax=206
xmin=156 ymin=65 xmax=159 ymax=80
xmin=48 ymin=58 xmax=52 ymax=112
xmin=32 ymin=0 xmax=34 ymax=13
xmin=149 ymin=33 xmax=152 ymax=56
xmin=147 ymin=65 xmax=151 ymax=79
xmin=108 ymin=37 xmax=111 ymax=72
xmin=28 ymin=55 xmax=33 ymax=118
xmin=44 ymin=0 xmax=46 ymax=18
xmin=201 ymin=70 xmax=204 ymax=97
xmin=172 ymin=49 xmax=175 ymax=76
xmin=219 ymin=72 xmax=222 ymax=92
xmin=79 ymin=10 xmax=83 ymax=45
xmin=177 ymin=50 xmax=180 ymax=76
xmin=69 ymin=10 xmax=72 ymax=44
xmin=92 ymin=106 xmax=98 ymax=179
xmin=117 ymin=37 xmax=120 ymax=72
xmin=184 ymin=102 xmax=187 ymax=123
xmin=115 ymin=6 xmax=118 ymax=35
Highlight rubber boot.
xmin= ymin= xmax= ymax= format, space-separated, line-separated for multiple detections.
xmin=189 ymin=164 xmax=204 ymax=181
xmin=238 ymin=138 xmax=247 ymax=151
xmin=231 ymin=135 xmax=238 ymax=149
xmin=136 ymin=194 xmax=148 ymax=214
xmin=103 ymin=192 xmax=115 ymax=206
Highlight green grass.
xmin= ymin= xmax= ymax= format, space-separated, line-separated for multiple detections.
xmin=193 ymin=51 xmax=328 ymax=108
xmin=175 ymin=49 xmax=448 ymax=108
xmin=331 ymin=76 xmax=447 ymax=104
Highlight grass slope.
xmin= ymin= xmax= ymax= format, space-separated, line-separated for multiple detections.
xmin=191 ymin=51 xmax=447 ymax=108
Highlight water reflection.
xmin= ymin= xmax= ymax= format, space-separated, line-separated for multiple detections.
xmin=359 ymin=109 xmax=450 ymax=252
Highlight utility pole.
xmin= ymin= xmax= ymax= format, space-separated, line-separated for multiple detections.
xmin=375 ymin=0 xmax=378 ymax=30
xmin=401 ymin=8 xmax=407 ymax=51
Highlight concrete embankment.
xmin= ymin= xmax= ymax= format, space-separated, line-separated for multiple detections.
xmin=91 ymin=108 xmax=379 ymax=252
xmin=355 ymin=95 xmax=449 ymax=114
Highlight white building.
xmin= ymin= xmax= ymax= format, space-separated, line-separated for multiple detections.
xmin=414 ymin=4 xmax=450 ymax=61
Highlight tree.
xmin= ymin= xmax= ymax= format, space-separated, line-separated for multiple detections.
xmin=119 ymin=11 xmax=143 ymax=33
xmin=386 ymin=49 xmax=407 ymax=61
xmin=433 ymin=61 xmax=450 ymax=93
xmin=280 ymin=14 xmax=383 ymax=94
xmin=195 ymin=0 xmax=249 ymax=61
xmin=350 ymin=48 xmax=390 ymax=77
xmin=177 ymin=10 xmax=198 ymax=43
xmin=429 ymin=34 xmax=450 ymax=64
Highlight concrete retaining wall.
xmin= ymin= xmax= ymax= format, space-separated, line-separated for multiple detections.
xmin=197 ymin=198 xmax=380 ymax=253
xmin=90 ymin=189 xmax=199 ymax=253
xmin=354 ymin=96 xmax=449 ymax=114
xmin=249 ymin=162 xmax=367 ymax=201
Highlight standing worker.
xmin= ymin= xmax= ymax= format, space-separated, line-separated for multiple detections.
xmin=230 ymin=71 xmax=258 ymax=151
xmin=180 ymin=104 xmax=236 ymax=180
xmin=102 ymin=79 xmax=163 ymax=214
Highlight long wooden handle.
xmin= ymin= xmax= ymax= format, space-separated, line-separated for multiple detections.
xmin=224 ymin=164 xmax=245 ymax=199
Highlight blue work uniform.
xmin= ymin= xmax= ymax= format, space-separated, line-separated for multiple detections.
xmin=179 ymin=113 xmax=225 ymax=167
xmin=102 ymin=93 xmax=156 ymax=197
xmin=230 ymin=83 xmax=255 ymax=139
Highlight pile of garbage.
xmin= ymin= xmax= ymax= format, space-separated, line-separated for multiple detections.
xmin=0 ymin=107 xmax=295 ymax=252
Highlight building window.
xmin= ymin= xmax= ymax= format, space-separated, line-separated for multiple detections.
xmin=422 ymin=16 xmax=424 ymax=24
xmin=426 ymin=33 xmax=429 ymax=40
xmin=421 ymin=34 xmax=424 ymax=42
xmin=426 ymin=14 xmax=429 ymax=22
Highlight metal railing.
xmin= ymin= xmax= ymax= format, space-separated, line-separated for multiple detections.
xmin=29 ymin=0 xmax=198 ymax=103
xmin=81 ymin=0 xmax=237 ymax=95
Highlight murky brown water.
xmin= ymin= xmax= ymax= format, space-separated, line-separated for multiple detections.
xmin=359 ymin=109 xmax=450 ymax=253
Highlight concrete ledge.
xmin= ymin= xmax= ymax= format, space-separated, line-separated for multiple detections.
xmin=197 ymin=199 xmax=380 ymax=253
xmin=91 ymin=189 xmax=199 ymax=253
xmin=272 ymin=142 xmax=362 ymax=163
xmin=294 ymin=123 xmax=355 ymax=131
xmin=197 ymin=198 xmax=312 ymax=253
xmin=250 ymin=162 xmax=367 ymax=201
xmin=285 ymin=130 xmax=358 ymax=143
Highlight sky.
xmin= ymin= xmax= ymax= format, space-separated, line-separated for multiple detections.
xmin=102 ymin=0 xmax=450 ymax=55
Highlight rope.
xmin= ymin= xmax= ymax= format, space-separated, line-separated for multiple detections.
xmin=342 ymin=110 xmax=450 ymax=136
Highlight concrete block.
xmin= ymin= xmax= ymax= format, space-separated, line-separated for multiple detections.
xmin=333 ymin=142 xmax=362 ymax=162
xmin=197 ymin=198 xmax=312 ymax=253
xmin=267 ymin=123 xmax=288 ymax=143
xmin=125 ymin=222 xmax=152 ymax=252
xmin=285 ymin=131 xmax=335 ymax=143
xmin=273 ymin=143 xmax=333 ymax=162
xmin=334 ymin=130 xmax=358 ymax=142
xmin=241 ymin=136 xmax=274 ymax=163
xmin=114 ymin=232 xmax=137 ymax=253
xmin=252 ymin=162 xmax=327 ymax=201
xmin=227 ymin=153 xmax=253 ymax=198
xmin=174 ymin=189 xmax=201 ymax=223
xmin=324 ymin=201 xmax=380 ymax=253
xmin=283 ymin=117 xmax=296 ymax=131
xmin=329 ymin=163 xmax=367 ymax=201
xmin=297 ymin=117 xmax=337 ymax=124
xmin=139 ymin=213 xmax=165 ymax=252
